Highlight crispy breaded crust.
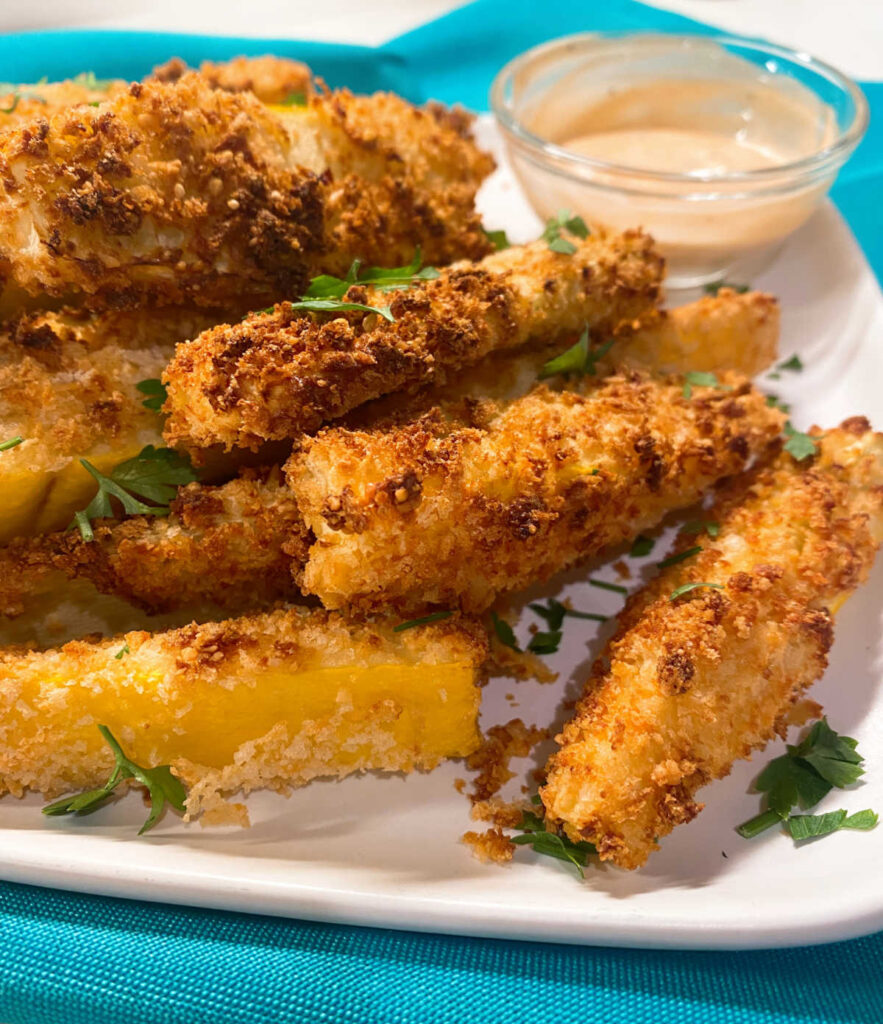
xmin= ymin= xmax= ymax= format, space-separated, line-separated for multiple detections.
xmin=162 ymin=233 xmax=664 ymax=452
xmin=542 ymin=419 xmax=883 ymax=869
xmin=151 ymin=55 xmax=312 ymax=104
xmin=0 ymin=76 xmax=492 ymax=309
xmin=0 ymin=79 xmax=130 ymax=130
xmin=0 ymin=605 xmax=488 ymax=807
xmin=0 ymin=470 xmax=305 ymax=617
xmin=288 ymin=371 xmax=785 ymax=614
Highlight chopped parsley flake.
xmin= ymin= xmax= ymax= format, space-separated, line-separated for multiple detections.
xmin=669 ymin=581 xmax=724 ymax=601
xmin=393 ymin=611 xmax=453 ymax=632
xmin=541 ymin=209 xmax=589 ymax=254
xmin=539 ymin=328 xmax=614 ymax=380
xmin=657 ymin=545 xmax=703 ymax=570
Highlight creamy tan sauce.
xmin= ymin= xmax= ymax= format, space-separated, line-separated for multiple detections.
xmin=564 ymin=128 xmax=781 ymax=175
xmin=515 ymin=76 xmax=838 ymax=284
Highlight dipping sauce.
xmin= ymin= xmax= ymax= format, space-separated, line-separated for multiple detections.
xmin=492 ymin=35 xmax=864 ymax=288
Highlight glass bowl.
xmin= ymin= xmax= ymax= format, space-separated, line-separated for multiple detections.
xmin=490 ymin=32 xmax=868 ymax=289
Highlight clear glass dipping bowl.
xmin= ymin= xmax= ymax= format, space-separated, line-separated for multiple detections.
xmin=490 ymin=33 xmax=868 ymax=289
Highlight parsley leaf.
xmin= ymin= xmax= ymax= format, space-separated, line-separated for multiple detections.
xmin=783 ymin=421 xmax=821 ymax=461
xmin=541 ymin=210 xmax=589 ymax=254
xmin=114 ymin=643 xmax=130 ymax=660
xmin=682 ymin=371 xmax=732 ymax=399
xmin=682 ymin=519 xmax=719 ymax=538
xmin=629 ymin=535 xmax=655 ymax=558
xmin=288 ymin=298 xmax=395 ymax=322
xmin=511 ymin=808 xmax=596 ymax=877
xmin=777 ymin=354 xmax=804 ymax=372
xmin=527 ymin=630 xmax=562 ymax=655
xmin=0 ymin=436 xmax=23 ymax=452
xmin=43 ymin=724 xmax=186 ymax=835
xmin=303 ymin=248 xmax=438 ymax=300
xmin=0 ymin=84 xmax=47 ymax=113
xmin=737 ymin=718 xmax=873 ymax=841
xmin=657 ymin=545 xmax=702 ymax=570
xmin=766 ymin=394 xmax=791 ymax=414
xmin=71 ymin=446 xmax=198 ymax=541
xmin=539 ymin=329 xmax=614 ymax=379
xmin=784 ymin=809 xmax=877 ymax=842
xmin=482 ymin=226 xmax=511 ymax=251
xmin=491 ymin=611 xmax=520 ymax=651
xmin=529 ymin=598 xmax=607 ymax=629
xmin=670 ymin=581 xmax=724 ymax=601
xmin=393 ymin=611 xmax=453 ymax=632
xmin=73 ymin=70 xmax=114 ymax=91
xmin=703 ymin=281 xmax=749 ymax=296
xmin=136 ymin=378 xmax=168 ymax=412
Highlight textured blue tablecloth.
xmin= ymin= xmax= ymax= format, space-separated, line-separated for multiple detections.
xmin=1 ymin=3 xmax=881 ymax=1021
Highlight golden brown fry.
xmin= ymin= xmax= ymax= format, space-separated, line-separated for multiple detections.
xmin=0 ymin=606 xmax=487 ymax=821
xmin=541 ymin=418 xmax=883 ymax=869
xmin=162 ymin=232 xmax=664 ymax=452
xmin=0 ymin=470 xmax=305 ymax=617
xmin=0 ymin=306 xmax=221 ymax=542
xmin=614 ymin=288 xmax=779 ymax=377
xmin=288 ymin=371 xmax=785 ymax=615
xmin=0 ymin=75 xmax=492 ymax=310
xmin=151 ymin=55 xmax=312 ymax=104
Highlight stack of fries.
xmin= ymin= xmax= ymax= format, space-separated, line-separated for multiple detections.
xmin=0 ymin=57 xmax=880 ymax=865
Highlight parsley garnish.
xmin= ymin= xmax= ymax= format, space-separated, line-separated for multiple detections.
xmin=0 ymin=83 xmax=47 ymax=113
xmin=703 ymin=281 xmax=749 ymax=296
xmin=541 ymin=209 xmax=589 ymax=254
xmin=539 ymin=328 xmax=614 ymax=380
xmin=482 ymin=226 xmax=510 ymax=251
xmin=766 ymin=394 xmax=791 ymax=414
xmin=737 ymin=719 xmax=876 ymax=842
xmin=529 ymin=597 xmax=607 ymax=628
xmin=0 ymin=435 xmax=23 ymax=452
xmin=287 ymin=298 xmax=394 ymax=322
xmin=303 ymin=249 xmax=438 ymax=300
xmin=278 ymin=90 xmax=307 ymax=107
xmin=629 ymin=535 xmax=655 ymax=558
xmin=682 ymin=371 xmax=732 ymax=399
xmin=657 ymin=545 xmax=702 ymax=570
xmin=669 ymin=581 xmax=724 ymax=601
xmin=43 ymin=725 xmax=186 ymax=835
xmin=136 ymin=378 xmax=168 ymax=412
xmin=71 ymin=446 xmax=198 ymax=541
xmin=527 ymin=630 xmax=563 ymax=655
xmin=589 ymin=578 xmax=628 ymax=595
xmin=682 ymin=520 xmax=719 ymax=538
xmin=73 ymin=70 xmax=114 ymax=91
xmin=491 ymin=611 xmax=520 ymax=651
xmin=393 ymin=610 xmax=453 ymax=632
xmin=783 ymin=422 xmax=822 ymax=461
xmin=114 ymin=643 xmax=130 ymax=660
xmin=777 ymin=354 xmax=803 ymax=373
xmin=511 ymin=806 xmax=596 ymax=877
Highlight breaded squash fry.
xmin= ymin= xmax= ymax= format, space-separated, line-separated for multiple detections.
xmin=0 ymin=306 xmax=220 ymax=542
xmin=0 ymin=75 xmax=492 ymax=309
xmin=288 ymin=371 xmax=785 ymax=614
xmin=542 ymin=418 xmax=883 ymax=869
xmin=0 ymin=470 xmax=305 ymax=617
xmin=151 ymin=55 xmax=312 ymax=104
xmin=0 ymin=607 xmax=487 ymax=823
xmin=615 ymin=288 xmax=779 ymax=377
xmin=163 ymin=233 xmax=664 ymax=452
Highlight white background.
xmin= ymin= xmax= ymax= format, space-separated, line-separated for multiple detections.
xmin=0 ymin=1 xmax=880 ymax=82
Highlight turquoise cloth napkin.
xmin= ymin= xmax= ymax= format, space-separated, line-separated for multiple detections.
xmin=0 ymin=4 xmax=881 ymax=1021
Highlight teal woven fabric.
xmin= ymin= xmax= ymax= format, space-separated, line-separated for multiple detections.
xmin=0 ymin=4 xmax=881 ymax=1021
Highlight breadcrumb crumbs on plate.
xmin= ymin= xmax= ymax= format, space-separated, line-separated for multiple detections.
xmin=464 ymin=718 xmax=548 ymax=802
xmin=462 ymin=827 xmax=514 ymax=865
xmin=613 ymin=559 xmax=631 ymax=580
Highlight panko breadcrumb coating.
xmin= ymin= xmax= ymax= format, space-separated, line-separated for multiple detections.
xmin=0 ymin=75 xmax=492 ymax=310
xmin=288 ymin=370 xmax=785 ymax=614
xmin=542 ymin=418 xmax=883 ymax=869
xmin=0 ymin=607 xmax=487 ymax=822
xmin=162 ymin=232 xmax=664 ymax=452
xmin=0 ymin=470 xmax=305 ymax=617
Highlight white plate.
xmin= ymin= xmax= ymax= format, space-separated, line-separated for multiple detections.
xmin=1 ymin=118 xmax=882 ymax=950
